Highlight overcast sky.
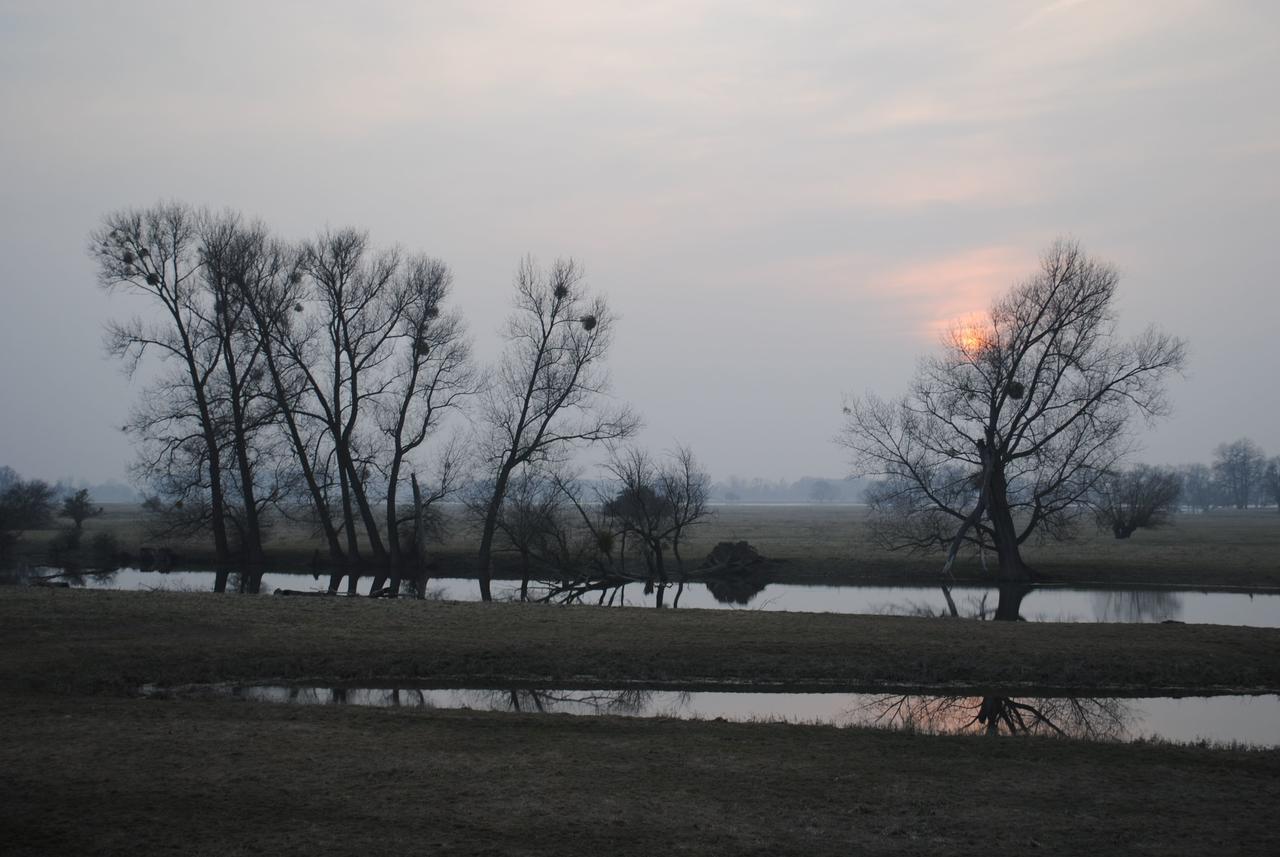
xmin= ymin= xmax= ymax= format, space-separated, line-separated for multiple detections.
xmin=1 ymin=0 xmax=1277 ymax=485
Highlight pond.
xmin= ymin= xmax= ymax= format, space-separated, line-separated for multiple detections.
xmin=141 ymin=683 xmax=1280 ymax=747
xmin=12 ymin=565 xmax=1280 ymax=627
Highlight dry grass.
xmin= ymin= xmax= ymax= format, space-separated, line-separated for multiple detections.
xmin=2 ymin=691 xmax=1278 ymax=856
xmin=4 ymin=589 xmax=1279 ymax=695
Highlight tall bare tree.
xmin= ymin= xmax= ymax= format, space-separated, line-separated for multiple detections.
xmin=93 ymin=203 xmax=234 ymax=562
xmin=229 ymin=227 xmax=347 ymax=560
xmin=377 ymin=256 xmax=476 ymax=570
xmin=290 ymin=229 xmax=405 ymax=563
xmin=474 ymin=257 xmax=639 ymax=601
xmin=199 ymin=211 xmax=278 ymax=563
xmin=840 ymin=240 xmax=1186 ymax=582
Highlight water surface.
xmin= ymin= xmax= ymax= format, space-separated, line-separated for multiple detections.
xmin=19 ymin=566 xmax=1279 ymax=627
xmin=150 ymin=683 xmax=1280 ymax=746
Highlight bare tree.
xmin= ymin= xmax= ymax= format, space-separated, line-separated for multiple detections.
xmin=60 ymin=489 xmax=103 ymax=531
xmin=0 ymin=475 xmax=57 ymax=559
xmin=474 ymin=257 xmax=639 ymax=601
xmin=376 ymin=255 xmax=476 ymax=571
xmin=93 ymin=203 xmax=234 ymax=562
xmin=1265 ymin=458 xmax=1280 ymax=512
xmin=287 ymin=229 xmax=406 ymax=563
xmin=1091 ymin=465 xmax=1181 ymax=539
xmin=486 ymin=467 xmax=564 ymax=601
xmin=199 ymin=211 xmax=278 ymax=563
xmin=1213 ymin=438 xmax=1266 ymax=509
xmin=840 ymin=240 xmax=1186 ymax=582
xmin=808 ymin=479 xmax=837 ymax=503
xmin=603 ymin=445 xmax=711 ymax=606
xmin=1177 ymin=462 xmax=1219 ymax=512
xmin=229 ymin=228 xmax=347 ymax=560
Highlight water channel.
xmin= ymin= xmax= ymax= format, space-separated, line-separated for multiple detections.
xmin=141 ymin=684 xmax=1280 ymax=747
xmin=12 ymin=566 xmax=1280 ymax=627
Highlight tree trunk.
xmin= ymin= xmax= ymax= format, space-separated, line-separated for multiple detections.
xmin=993 ymin=583 xmax=1031 ymax=621
xmin=336 ymin=458 xmax=361 ymax=559
xmin=337 ymin=444 xmax=386 ymax=563
xmin=519 ymin=549 xmax=531 ymax=602
xmin=386 ymin=456 xmax=403 ymax=569
xmin=476 ymin=466 xmax=514 ymax=602
xmin=986 ymin=459 xmax=1032 ymax=581
xmin=269 ymin=362 xmax=343 ymax=560
xmin=401 ymin=473 xmax=430 ymax=598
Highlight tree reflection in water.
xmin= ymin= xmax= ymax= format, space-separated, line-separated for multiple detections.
xmin=880 ymin=583 xmax=1030 ymax=622
xmin=1091 ymin=589 xmax=1183 ymax=623
xmin=703 ymin=570 xmax=771 ymax=606
xmin=1 ymin=565 xmax=120 ymax=588
xmin=859 ymin=694 xmax=1131 ymax=739
xmin=240 ymin=686 xmax=668 ymax=717
xmin=466 ymin=688 xmax=660 ymax=716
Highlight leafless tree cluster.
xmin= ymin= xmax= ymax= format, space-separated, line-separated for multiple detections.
xmin=96 ymin=202 xmax=688 ymax=601
xmin=1211 ymin=438 xmax=1269 ymax=510
xmin=94 ymin=203 xmax=476 ymax=591
xmin=1090 ymin=465 xmax=1182 ymax=539
xmin=480 ymin=445 xmax=713 ymax=607
xmin=840 ymin=240 xmax=1186 ymax=581
xmin=471 ymin=258 xmax=640 ymax=600
xmin=1173 ymin=439 xmax=1279 ymax=512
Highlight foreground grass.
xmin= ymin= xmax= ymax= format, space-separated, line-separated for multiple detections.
xmin=4 ymin=589 xmax=1279 ymax=694
xmin=2 ymin=692 xmax=1278 ymax=856
xmin=5 ymin=589 xmax=1279 ymax=854
xmin=13 ymin=503 xmax=1280 ymax=589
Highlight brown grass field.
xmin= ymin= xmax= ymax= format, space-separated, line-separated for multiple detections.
xmin=4 ymin=506 xmax=1280 ymax=854
xmin=4 ymin=589 xmax=1279 ymax=695
xmin=2 ymin=590 xmax=1280 ymax=855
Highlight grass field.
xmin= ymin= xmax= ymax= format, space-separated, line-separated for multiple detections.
xmin=11 ymin=502 xmax=1280 ymax=589
xmin=4 ymin=692 xmax=1277 ymax=856
xmin=3 ymin=589 xmax=1280 ymax=855
xmin=5 ymin=589 xmax=1279 ymax=695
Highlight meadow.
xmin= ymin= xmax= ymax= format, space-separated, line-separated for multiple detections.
xmin=5 ymin=504 xmax=1280 ymax=854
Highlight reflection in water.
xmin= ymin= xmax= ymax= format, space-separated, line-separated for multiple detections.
xmin=10 ymin=567 xmax=1280 ymax=628
xmin=150 ymin=684 xmax=1280 ymax=746
xmin=704 ymin=570 xmax=771 ymax=605
xmin=1 ymin=565 xmax=120 ymax=588
xmin=862 ymin=695 xmax=1131 ymax=739
xmin=1091 ymin=590 xmax=1184 ymax=623
xmin=229 ymin=686 xmax=661 ymax=717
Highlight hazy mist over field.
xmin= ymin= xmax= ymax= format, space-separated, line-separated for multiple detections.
xmin=1 ymin=0 xmax=1277 ymax=485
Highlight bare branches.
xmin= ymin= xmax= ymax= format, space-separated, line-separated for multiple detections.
xmin=1091 ymin=465 xmax=1181 ymax=539
xmin=840 ymin=240 xmax=1186 ymax=581
xmin=474 ymin=256 xmax=639 ymax=600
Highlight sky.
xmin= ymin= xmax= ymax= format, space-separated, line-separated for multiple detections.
xmin=1 ymin=0 xmax=1277 ymax=485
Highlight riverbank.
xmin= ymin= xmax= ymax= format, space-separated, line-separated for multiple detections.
xmin=4 ymin=590 xmax=1279 ymax=695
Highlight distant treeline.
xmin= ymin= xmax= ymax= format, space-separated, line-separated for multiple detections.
xmin=711 ymin=476 xmax=868 ymax=504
